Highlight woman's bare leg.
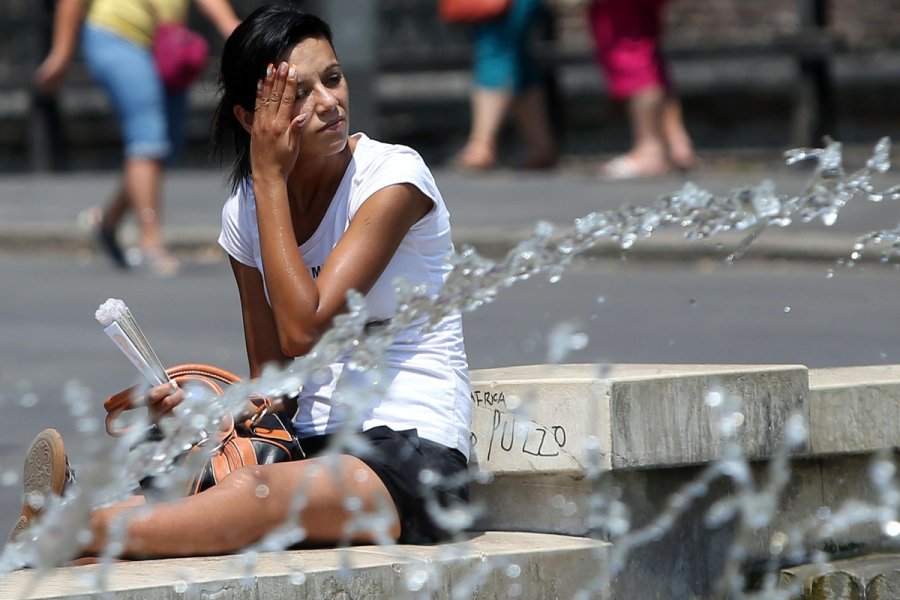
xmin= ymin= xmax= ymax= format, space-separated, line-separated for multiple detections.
xmin=601 ymin=85 xmax=670 ymax=179
xmin=122 ymin=157 xmax=164 ymax=251
xmin=84 ymin=456 xmax=399 ymax=558
xmin=511 ymin=86 xmax=558 ymax=169
xmin=456 ymin=87 xmax=512 ymax=170
xmin=624 ymin=85 xmax=668 ymax=171
xmin=661 ymin=95 xmax=695 ymax=171
xmin=108 ymin=156 xmax=179 ymax=274
xmin=99 ymin=184 xmax=129 ymax=233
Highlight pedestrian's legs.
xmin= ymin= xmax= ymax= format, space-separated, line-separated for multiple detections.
xmin=457 ymin=0 xmax=551 ymax=171
xmin=99 ymin=158 xmax=163 ymax=247
xmin=123 ymin=157 xmax=165 ymax=253
xmin=590 ymin=0 xmax=687 ymax=179
xmin=81 ymin=25 xmax=179 ymax=274
xmin=511 ymin=86 xmax=558 ymax=169
xmin=661 ymin=95 xmax=695 ymax=171
xmin=83 ymin=456 xmax=400 ymax=558
xmin=99 ymin=183 xmax=128 ymax=233
xmin=623 ymin=85 xmax=669 ymax=173
xmin=456 ymin=87 xmax=511 ymax=170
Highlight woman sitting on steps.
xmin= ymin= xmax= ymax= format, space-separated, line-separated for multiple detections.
xmin=10 ymin=5 xmax=472 ymax=560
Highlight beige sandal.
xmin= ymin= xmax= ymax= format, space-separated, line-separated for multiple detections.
xmin=600 ymin=155 xmax=670 ymax=181
xmin=9 ymin=429 xmax=73 ymax=543
xmin=130 ymin=247 xmax=181 ymax=278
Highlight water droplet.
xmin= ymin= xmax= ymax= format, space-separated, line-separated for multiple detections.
xmin=871 ymin=459 xmax=896 ymax=485
xmin=596 ymin=296 xmax=606 ymax=304
xmin=473 ymin=469 xmax=494 ymax=484
xmin=816 ymin=506 xmax=831 ymax=520
xmin=570 ymin=332 xmax=589 ymax=351
xmin=1 ymin=470 xmax=18 ymax=486
xmin=310 ymin=368 xmax=333 ymax=385
xmin=290 ymin=571 xmax=306 ymax=585
xmin=19 ymin=393 xmax=39 ymax=408
xmin=770 ymin=531 xmax=789 ymax=553
xmin=25 ymin=491 xmax=46 ymax=511
xmin=406 ymin=568 xmax=429 ymax=591
xmin=506 ymin=564 xmax=522 ymax=578
xmin=884 ymin=521 xmax=900 ymax=537
xmin=824 ymin=268 xmax=834 ymax=279
xmin=173 ymin=580 xmax=188 ymax=594
xmin=418 ymin=469 xmax=437 ymax=485
xmin=783 ymin=306 xmax=791 ymax=313
xmin=255 ymin=484 xmax=270 ymax=498
xmin=706 ymin=390 xmax=723 ymax=408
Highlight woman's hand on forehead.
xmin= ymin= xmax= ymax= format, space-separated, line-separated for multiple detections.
xmin=250 ymin=61 xmax=309 ymax=180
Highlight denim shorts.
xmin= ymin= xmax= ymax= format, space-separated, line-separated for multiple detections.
xmin=81 ymin=24 xmax=187 ymax=161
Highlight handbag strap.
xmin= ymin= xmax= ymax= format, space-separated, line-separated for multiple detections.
xmin=104 ymin=363 xmax=243 ymax=436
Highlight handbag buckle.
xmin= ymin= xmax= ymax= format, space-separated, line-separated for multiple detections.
xmin=248 ymin=399 xmax=271 ymax=426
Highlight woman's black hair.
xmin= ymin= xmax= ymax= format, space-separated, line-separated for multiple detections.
xmin=211 ymin=5 xmax=334 ymax=193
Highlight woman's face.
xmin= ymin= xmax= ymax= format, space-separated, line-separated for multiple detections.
xmin=280 ymin=37 xmax=350 ymax=157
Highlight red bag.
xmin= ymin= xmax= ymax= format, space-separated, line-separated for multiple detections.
xmin=439 ymin=0 xmax=512 ymax=23
xmin=152 ymin=22 xmax=209 ymax=91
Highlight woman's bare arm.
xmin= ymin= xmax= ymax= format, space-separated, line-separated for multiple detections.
xmin=192 ymin=0 xmax=240 ymax=38
xmin=34 ymin=0 xmax=85 ymax=93
xmin=229 ymin=256 xmax=290 ymax=377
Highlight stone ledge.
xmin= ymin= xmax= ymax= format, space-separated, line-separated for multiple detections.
xmin=466 ymin=363 xmax=900 ymax=565
xmin=0 ymin=532 xmax=609 ymax=600
xmin=808 ymin=365 xmax=900 ymax=455
xmin=468 ymin=363 xmax=809 ymax=476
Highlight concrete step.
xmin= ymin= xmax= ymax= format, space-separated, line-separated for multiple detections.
xmin=781 ymin=553 xmax=900 ymax=600
xmin=0 ymin=531 xmax=609 ymax=599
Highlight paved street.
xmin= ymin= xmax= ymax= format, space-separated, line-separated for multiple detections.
xmin=2 ymin=252 xmax=900 ymax=539
xmin=3 ymin=147 xmax=900 ymax=262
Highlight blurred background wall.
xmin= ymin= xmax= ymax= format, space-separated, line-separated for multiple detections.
xmin=2 ymin=0 xmax=900 ymax=172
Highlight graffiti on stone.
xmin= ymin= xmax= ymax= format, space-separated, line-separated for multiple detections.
xmin=471 ymin=388 xmax=568 ymax=461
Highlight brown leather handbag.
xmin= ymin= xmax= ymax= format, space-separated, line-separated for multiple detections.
xmin=103 ymin=363 xmax=305 ymax=496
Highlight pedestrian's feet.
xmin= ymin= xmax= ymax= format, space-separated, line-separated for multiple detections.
xmin=668 ymin=142 xmax=697 ymax=173
xmin=95 ymin=225 xmax=130 ymax=270
xmin=453 ymin=141 xmax=495 ymax=172
xmin=128 ymin=246 xmax=180 ymax=278
xmin=600 ymin=153 xmax=670 ymax=181
xmin=519 ymin=151 xmax=559 ymax=171
xmin=9 ymin=429 xmax=74 ymax=543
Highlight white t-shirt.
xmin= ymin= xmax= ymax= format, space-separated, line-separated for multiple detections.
xmin=219 ymin=133 xmax=472 ymax=458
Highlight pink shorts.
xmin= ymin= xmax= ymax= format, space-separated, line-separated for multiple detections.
xmin=588 ymin=0 xmax=670 ymax=100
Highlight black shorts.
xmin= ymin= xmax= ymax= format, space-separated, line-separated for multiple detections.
xmin=298 ymin=426 xmax=470 ymax=544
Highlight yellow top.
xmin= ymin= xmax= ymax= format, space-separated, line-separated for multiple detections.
xmin=86 ymin=0 xmax=189 ymax=48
